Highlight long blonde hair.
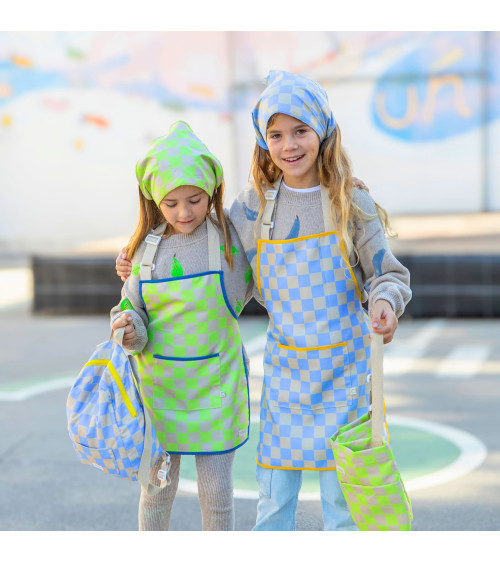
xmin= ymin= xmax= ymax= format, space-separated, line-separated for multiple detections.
xmin=249 ymin=116 xmax=391 ymax=263
xmin=125 ymin=181 xmax=234 ymax=269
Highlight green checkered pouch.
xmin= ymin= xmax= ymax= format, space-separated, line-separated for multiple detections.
xmin=331 ymin=333 xmax=413 ymax=531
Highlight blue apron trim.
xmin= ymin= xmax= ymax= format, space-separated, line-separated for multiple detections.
xmin=153 ymin=353 xmax=219 ymax=362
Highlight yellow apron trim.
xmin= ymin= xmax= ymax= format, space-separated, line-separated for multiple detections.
xmin=256 ymin=239 xmax=263 ymax=294
xmin=383 ymin=398 xmax=390 ymax=441
xmin=84 ymin=359 xmax=138 ymax=418
xmin=256 ymin=458 xmax=336 ymax=471
xmin=276 ymin=341 xmax=346 ymax=352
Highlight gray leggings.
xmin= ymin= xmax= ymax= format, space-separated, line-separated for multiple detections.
xmin=138 ymin=451 xmax=235 ymax=531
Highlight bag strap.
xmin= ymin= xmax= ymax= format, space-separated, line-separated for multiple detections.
xmin=370 ymin=332 xmax=384 ymax=447
xmin=114 ymin=327 xmax=171 ymax=494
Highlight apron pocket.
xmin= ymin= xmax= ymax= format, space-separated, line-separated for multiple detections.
xmin=152 ymin=353 xmax=222 ymax=411
xmin=267 ymin=341 xmax=355 ymax=413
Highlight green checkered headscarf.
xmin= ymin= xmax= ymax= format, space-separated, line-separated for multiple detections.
xmin=136 ymin=121 xmax=223 ymax=206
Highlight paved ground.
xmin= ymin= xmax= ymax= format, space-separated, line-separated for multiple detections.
xmin=0 ymin=296 xmax=499 ymax=531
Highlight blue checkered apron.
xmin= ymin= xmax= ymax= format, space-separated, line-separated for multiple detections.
xmin=256 ymin=184 xmax=370 ymax=470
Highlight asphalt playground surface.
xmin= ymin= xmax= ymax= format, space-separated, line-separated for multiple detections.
xmin=0 ymin=276 xmax=499 ymax=533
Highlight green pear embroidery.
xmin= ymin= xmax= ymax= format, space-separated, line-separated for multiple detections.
xmin=221 ymin=245 xmax=239 ymax=255
xmin=245 ymin=264 xmax=253 ymax=284
xmin=171 ymin=255 xmax=184 ymax=277
xmin=131 ymin=262 xmax=141 ymax=275
xmin=120 ymin=298 xmax=134 ymax=311
xmin=235 ymin=300 xmax=244 ymax=314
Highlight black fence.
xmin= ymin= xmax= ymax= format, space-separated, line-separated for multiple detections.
xmin=32 ymin=254 xmax=500 ymax=318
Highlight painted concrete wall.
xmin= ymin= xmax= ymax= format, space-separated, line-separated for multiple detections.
xmin=1 ymin=31 xmax=498 ymax=255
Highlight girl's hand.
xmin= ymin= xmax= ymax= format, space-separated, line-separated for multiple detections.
xmin=370 ymin=299 xmax=398 ymax=344
xmin=116 ymin=247 xmax=132 ymax=281
xmin=112 ymin=313 xmax=136 ymax=347
xmin=353 ymin=177 xmax=368 ymax=190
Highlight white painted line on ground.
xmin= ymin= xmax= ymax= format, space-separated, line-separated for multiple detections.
xmin=436 ymin=346 xmax=491 ymax=378
xmin=389 ymin=415 xmax=487 ymax=492
xmin=0 ymin=376 xmax=75 ymax=401
xmin=178 ymin=415 xmax=488 ymax=500
xmin=383 ymin=319 xmax=446 ymax=376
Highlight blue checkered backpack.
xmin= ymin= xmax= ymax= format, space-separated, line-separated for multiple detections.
xmin=66 ymin=327 xmax=170 ymax=493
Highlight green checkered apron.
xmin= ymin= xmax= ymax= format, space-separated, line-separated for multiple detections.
xmin=256 ymin=180 xmax=370 ymax=470
xmin=331 ymin=333 xmax=413 ymax=530
xmin=136 ymin=220 xmax=250 ymax=454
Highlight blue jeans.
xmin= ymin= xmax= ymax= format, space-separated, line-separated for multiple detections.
xmin=253 ymin=465 xmax=358 ymax=531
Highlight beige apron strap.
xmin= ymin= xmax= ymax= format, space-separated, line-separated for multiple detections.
xmin=320 ymin=186 xmax=335 ymax=231
xmin=261 ymin=189 xmax=278 ymax=240
xmin=206 ymin=218 xmax=221 ymax=271
xmin=140 ymin=223 xmax=167 ymax=281
xmin=370 ymin=332 xmax=384 ymax=447
xmin=260 ymin=177 xmax=282 ymax=240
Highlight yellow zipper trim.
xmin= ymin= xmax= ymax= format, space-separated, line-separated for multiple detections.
xmin=85 ymin=359 xmax=138 ymax=418
xmin=276 ymin=341 xmax=346 ymax=352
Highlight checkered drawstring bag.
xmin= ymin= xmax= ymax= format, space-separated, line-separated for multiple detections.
xmin=66 ymin=327 xmax=171 ymax=493
xmin=330 ymin=333 xmax=413 ymax=531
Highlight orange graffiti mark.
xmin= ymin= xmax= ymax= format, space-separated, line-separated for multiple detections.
xmin=2 ymin=115 xmax=12 ymax=127
xmin=0 ymin=83 xmax=12 ymax=98
xmin=188 ymin=84 xmax=215 ymax=98
xmin=83 ymin=115 xmax=109 ymax=128
xmin=376 ymin=74 xmax=472 ymax=131
xmin=376 ymin=86 xmax=419 ymax=130
xmin=431 ymin=48 xmax=464 ymax=72
xmin=11 ymin=55 xmax=32 ymax=67
xmin=422 ymin=75 xmax=472 ymax=123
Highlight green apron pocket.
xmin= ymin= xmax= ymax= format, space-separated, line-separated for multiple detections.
xmin=152 ymin=353 xmax=222 ymax=411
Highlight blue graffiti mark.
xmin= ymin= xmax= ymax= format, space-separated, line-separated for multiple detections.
xmin=0 ymin=54 xmax=227 ymax=112
xmin=372 ymin=248 xmax=386 ymax=277
xmin=371 ymin=32 xmax=500 ymax=142
xmin=0 ymin=61 xmax=69 ymax=106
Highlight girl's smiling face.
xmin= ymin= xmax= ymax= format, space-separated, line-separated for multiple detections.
xmin=266 ymin=113 xmax=321 ymax=189
xmin=159 ymin=185 xmax=209 ymax=234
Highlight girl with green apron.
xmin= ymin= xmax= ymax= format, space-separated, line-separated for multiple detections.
xmin=110 ymin=121 xmax=252 ymax=531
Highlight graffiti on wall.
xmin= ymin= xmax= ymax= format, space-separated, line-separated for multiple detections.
xmin=371 ymin=31 xmax=499 ymax=142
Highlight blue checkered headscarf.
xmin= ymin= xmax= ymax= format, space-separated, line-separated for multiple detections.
xmin=252 ymin=70 xmax=336 ymax=150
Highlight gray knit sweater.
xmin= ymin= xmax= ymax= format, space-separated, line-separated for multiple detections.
xmin=229 ymin=182 xmax=412 ymax=317
xmin=110 ymin=216 xmax=254 ymax=354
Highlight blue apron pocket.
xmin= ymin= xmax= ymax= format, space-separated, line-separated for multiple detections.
xmin=266 ymin=341 xmax=357 ymax=413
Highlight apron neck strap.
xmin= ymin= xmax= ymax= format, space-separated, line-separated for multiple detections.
xmin=320 ymin=187 xmax=335 ymax=231
xmin=140 ymin=223 xmax=167 ymax=281
xmin=260 ymin=178 xmax=335 ymax=239
xmin=140 ymin=220 xmax=221 ymax=280
xmin=206 ymin=218 xmax=221 ymax=271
